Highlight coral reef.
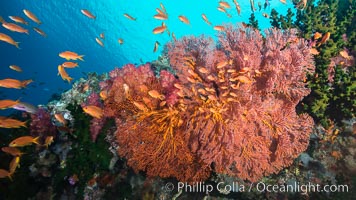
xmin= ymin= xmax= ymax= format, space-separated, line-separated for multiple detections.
xmin=104 ymin=25 xmax=315 ymax=182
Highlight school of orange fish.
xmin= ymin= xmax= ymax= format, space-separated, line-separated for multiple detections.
xmin=1 ymin=0 xmax=352 ymax=180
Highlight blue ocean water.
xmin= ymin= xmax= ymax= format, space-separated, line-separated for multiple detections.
xmin=0 ymin=0 xmax=293 ymax=114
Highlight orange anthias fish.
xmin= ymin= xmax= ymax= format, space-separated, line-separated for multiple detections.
xmin=123 ymin=13 xmax=136 ymax=21
xmin=9 ymin=156 xmax=20 ymax=174
xmin=95 ymin=37 xmax=104 ymax=47
xmin=0 ymin=169 xmax=12 ymax=180
xmin=317 ymin=32 xmax=330 ymax=46
xmin=219 ymin=1 xmax=231 ymax=8
xmin=233 ymin=0 xmax=241 ymax=15
xmin=0 ymin=99 xmax=20 ymax=110
xmin=201 ymin=14 xmax=212 ymax=26
xmin=82 ymin=105 xmax=104 ymax=119
xmin=99 ymin=90 xmax=108 ymax=100
xmin=43 ymin=136 xmax=54 ymax=148
xmin=57 ymin=65 xmax=73 ymax=83
xmin=152 ymin=23 xmax=167 ymax=34
xmin=0 ymin=78 xmax=32 ymax=89
xmin=118 ymin=38 xmax=124 ymax=45
xmin=81 ymin=9 xmax=96 ymax=19
xmin=148 ymin=90 xmax=165 ymax=100
xmin=178 ymin=15 xmax=190 ymax=25
xmin=0 ymin=32 xmax=20 ymax=48
xmin=313 ymin=32 xmax=322 ymax=40
xmin=0 ymin=117 xmax=27 ymax=128
xmin=153 ymin=13 xmax=168 ymax=20
xmin=33 ymin=27 xmax=47 ymax=37
xmin=214 ymin=25 xmax=225 ymax=31
xmin=0 ymin=17 xmax=29 ymax=34
xmin=1 ymin=147 xmax=24 ymax=157
xmin=62 ymin=62 xmax=78 ymax=68
xmin=100 ymin=33 xmax=105 ymax=39
xmin=59 ymin=51 xmax=84 ymax=61
xmin=23 ymin=9 xmax=42 ymax=24
xmin=9 ymin=136 xmax=40 ymax=147
xmin=9 ymin=65 xmax=22 ymax=72
xmin=153 ymin=41 xmax=160 ymax=53
xmin=339 ymin=50 xmax=351 ymax=60
xmin=54 ymin=113 xmax=67 ymax=125
xmin=9 ymin=16 xmax=28 ymax=25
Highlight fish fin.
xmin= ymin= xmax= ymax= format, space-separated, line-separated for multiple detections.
xmin=15 ymin=42 xmax=20 ymax=49
xmin=67 ymin=77 xmax=73 ymax=83
xmin=78 ymin=56 xmax=84 ymax=61
xmin=33 ymin=136 xmax=40 ymax=145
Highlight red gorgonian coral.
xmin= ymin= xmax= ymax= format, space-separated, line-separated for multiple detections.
xmin=104 ymin=25 xmax=315 ymax=182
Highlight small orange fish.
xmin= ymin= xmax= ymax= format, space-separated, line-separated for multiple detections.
xmin=57 ymin=65 xmax=73 ymax=83
xmin=339 ymin=50 xmax=351 ymax=60
xmin=262 ymin=13 xmax=269 ymax=18
xmin=0 ymin=32 xmax=20 ymax=48
xmin=81 ymin=9 xmax=96 ymax=19
xmin=0 ymin=117 xmax=27 ymax=128
xmin=153 ymin=13 xmax=168 ymax=20
xmin=9 ymin=136 xmax=40 ymax=147
xmin=216 ymin=59 xmax=233 ymax=69
xmin=9 ymin=65 xmax=22 ymax=72
xmin=219 ymin=1 xmax=231 ymax=8
xmin=82 ymin=105 xmax=103 ymax=119
xmin=8 ymin=16 xmax=28 ymax=25
xmin=43 ymin=136 xmax=54 ymax=148
xmin=33 ymin=27 xmax=46 ymax=37
xmin=23 ymin=9 xmax=41 ymax=24
xmin=152 ymin=23 xmax=167 ymax=34
xmin=172 ymin=32 xmax=177 ymax=41
xmin=123 ymin=13 xmax=136 ymax=21
xmin=0 ymin=78 xmax=32 ymax=89
xmin=0 ymin=99 xmax=20 ymax=110
xmin=201 ymin=14 xmax=212 ymax=26
xmin=99 ymin=90 xmax=108 ymax=100
xmin=54 ymin=113 xmax=67 ymax=125
xmin=233 ymin=0 xmax=241 ymax=15
xmin=214 ymin=25 xmax=225 ymax=31
xmin=317 ymin=32 xmax=330 ymax=46
xmin=95 ymin=37 xmax=104 ymax=47
xmin=148 ymin=90 xmax=165 ymax=100
xmin=62 ymin=62 xmax=79 ymax=68
xmin=0 ymin=169 xmax=12 ymax=180
xmin=1 ymin=147 xmax=24 ymax=157
xmin=310 ymin=48 xmax=319 ymax=55
xmin=217 ymin=6 xmax=227 ymax=14
xmin=313 ymin=32 xmax=322 ymax=40
xmin=100 ymin=33 xmax=105 ymax=39
xmin=0 ymin=17 xmax=29 ymax=34
xmin=160 ymin=2 xmax=167 ymax=13
xmin=178 ymin=15 xmax=190 ymax=25
xmin=9 ymin=156 xmax=20 ymax=174
xmin=280 ymin=0 xmax=287 ymax=4
xmin=153 ymin=41 xmax=160 ymax=53
xmin=133 ymin=101 xmax=148 ymax=112
xmin=59 ymin=51 xmax=84 ymax=61
xmin=118 ymin=38 xmax=124 ymax=44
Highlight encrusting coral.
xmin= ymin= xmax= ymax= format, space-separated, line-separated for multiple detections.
xmin=103 ymin=25 xmax=315 ymax=182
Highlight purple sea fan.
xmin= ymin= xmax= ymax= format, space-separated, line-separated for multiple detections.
xmin=30 ymin=107 xmax=57 ymax=139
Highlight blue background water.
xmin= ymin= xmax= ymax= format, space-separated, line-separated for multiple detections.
xmin=0 ymin=0 xmax=293 ymax=115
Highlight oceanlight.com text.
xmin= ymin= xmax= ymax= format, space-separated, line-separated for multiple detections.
xmin=166 ymin=182 xmax=349 ymax=193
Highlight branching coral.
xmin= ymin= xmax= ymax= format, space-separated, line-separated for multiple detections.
xmin=105 ymin=25 xmax=315 ymax=182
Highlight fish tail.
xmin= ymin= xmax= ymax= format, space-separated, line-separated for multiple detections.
xmin=67 ymin=77 xmax=73 ymax=83
xmin=0 ymin=16 xmax=4 ymax=23
xmin=33 ymin=136 xmax=40 ymax=145
xmin=78 ymin=55 xmax=84 ymax=61
xmin=15 ymin=42 xmax=20 ymax=49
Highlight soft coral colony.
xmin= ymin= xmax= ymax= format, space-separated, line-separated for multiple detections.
xmin=102 ymin=25 xmax=315 ymax=182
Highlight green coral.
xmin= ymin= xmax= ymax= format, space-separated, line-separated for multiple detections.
xmin=53 ymin=104 xmax=112 ymax=199
xmin=271 ymin=0 xmax=356 ymax=127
